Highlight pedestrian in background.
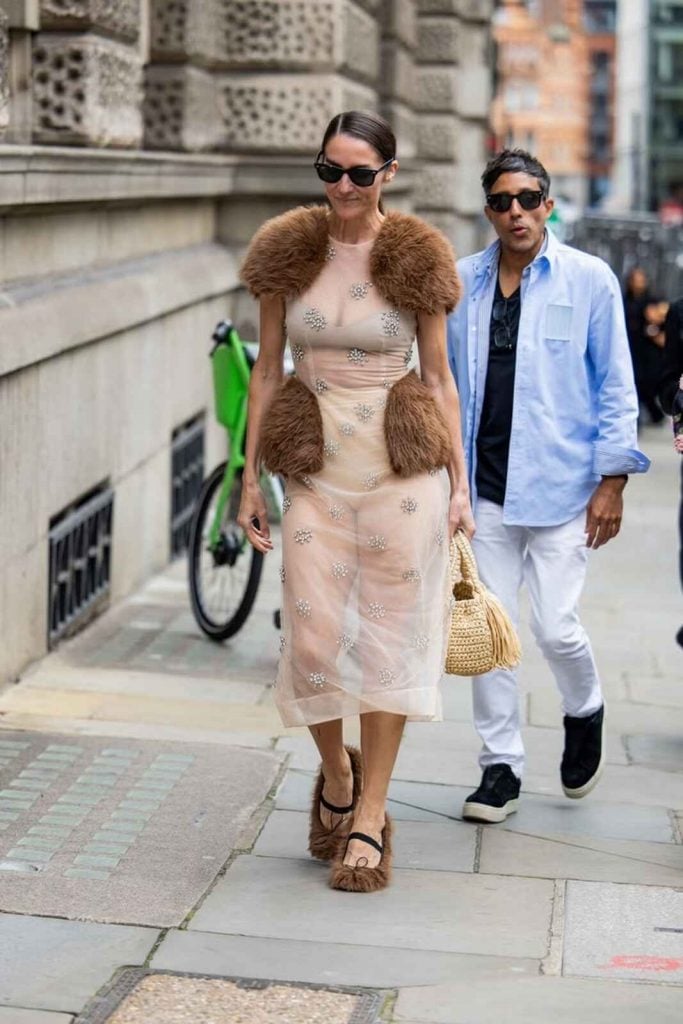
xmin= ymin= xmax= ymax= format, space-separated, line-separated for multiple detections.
xmin=658 ymin=297 xmax=683 ymax=649
xmin=448 ymin=149 xmax=650 ymax=824
xmin=238 ymin=110 xmax=473 ymax=891
xmin=623 ymin=267 xmax=666 ymax=426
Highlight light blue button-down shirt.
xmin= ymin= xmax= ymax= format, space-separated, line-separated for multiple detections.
xmin=447 ymin=229 xmax=650 ymax=527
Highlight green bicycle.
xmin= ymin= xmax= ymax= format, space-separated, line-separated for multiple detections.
xmin=188 ymin=320 xmax=284 ymax=640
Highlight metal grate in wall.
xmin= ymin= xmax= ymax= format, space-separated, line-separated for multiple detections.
xmin=48 ymin=484 xmax=114 ymax=647
xmin=171 ymin=413 xmax=205 ymax=559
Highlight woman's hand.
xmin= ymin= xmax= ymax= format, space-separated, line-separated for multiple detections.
xmin=237 ymin=478 xmax=273 ymax=553
xmin=449 ymin=487 xmax=475 ymax=540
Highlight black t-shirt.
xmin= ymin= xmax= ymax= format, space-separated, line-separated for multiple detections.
xmin=475 ymin=276 xmax=521 ymax=506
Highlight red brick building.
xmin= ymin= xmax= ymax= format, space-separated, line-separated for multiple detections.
xmin=491 ymin=0 xmax=616 ymax=207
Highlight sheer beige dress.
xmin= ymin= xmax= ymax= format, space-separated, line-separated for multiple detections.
xmin=277 ymin=235 xmax=451 ymax=728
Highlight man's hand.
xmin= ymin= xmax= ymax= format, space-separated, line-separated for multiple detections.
xmin=585 ymin=476 xmax=627 ymax=549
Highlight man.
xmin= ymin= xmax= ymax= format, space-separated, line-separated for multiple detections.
xmin=657 ymin=297 xmax=683 ymax=648
xmin=447 ymin=149 xmax=650 ymax=823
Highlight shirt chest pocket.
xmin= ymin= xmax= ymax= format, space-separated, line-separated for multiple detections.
xmin=545 ymin=303 xmax=573 ymax=341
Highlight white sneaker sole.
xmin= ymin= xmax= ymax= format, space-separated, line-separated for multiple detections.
xmin=562 ymin=714 xmax=606 ymax=800
xmin=462 ymin=798 xmax=519 ymax=824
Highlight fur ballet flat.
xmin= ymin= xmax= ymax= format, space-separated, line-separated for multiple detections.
xmin=308 ymin=745 xmax=363 ymax=862
xmin=329 ymin=816 xmax=393 ymax=893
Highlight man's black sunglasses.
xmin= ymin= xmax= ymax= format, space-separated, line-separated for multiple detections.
xmin=486 ymin=189 xmax=546 ymax=213
xmin=314 ymin=153 xmax=394 ymax=188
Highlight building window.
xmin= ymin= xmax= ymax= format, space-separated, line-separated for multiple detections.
xmin=170 ymin=413 xmax=205 ymax=559
xmin=583 ymin=1 xmax=616 ymax=34
xmin=48 ymin=483 xmax=114 ymax=647
xmin=504 ymin=81 xmax=539 ymax=112
xmin=655 ymin=41 xmax=683 ymax=84
xmin=654 ymin=3 xmax=683 ymax=27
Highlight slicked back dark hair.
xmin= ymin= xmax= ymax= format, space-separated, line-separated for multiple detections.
xmin=320 ymin=110 xmax=396 ymax=163
xmin=482 ymin=149 xmax=551 ymax=196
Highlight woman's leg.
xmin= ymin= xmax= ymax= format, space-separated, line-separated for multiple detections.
xmin=308 ymin=719 xmax=353 ymax=829
xmin=344 ymin=710 xmax=406 ymax=867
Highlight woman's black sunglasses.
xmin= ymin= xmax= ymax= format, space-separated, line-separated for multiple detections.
xmin=486 ymin=189 xmax=546 ymax=213
xmin=314 ymin=154 xmax=394 ymax=188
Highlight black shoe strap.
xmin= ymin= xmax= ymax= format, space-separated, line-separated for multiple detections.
xmin=347 ymin=831 xmax=383 ymax=855
xmin=320 ymin=793 xmax=354 ymax=815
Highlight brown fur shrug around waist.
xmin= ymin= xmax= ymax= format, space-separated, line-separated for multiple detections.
xmin=240 ymin=204 xmax=461 ymax=314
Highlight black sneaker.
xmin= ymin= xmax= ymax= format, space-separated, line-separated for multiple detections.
xmin=462 ymin=764 xmax=521 ymax=823
xmin=561 ymin=704 xmax=605 ymax=799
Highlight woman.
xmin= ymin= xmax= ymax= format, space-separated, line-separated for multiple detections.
xmin=623 ymin=267 xmax=665 ymax=425
xmin=658 ymin=299 xmax=683 ymax=647
xmin=238 ymin=110 xmax=473 ymax=892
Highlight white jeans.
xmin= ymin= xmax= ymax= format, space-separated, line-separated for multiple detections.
xmin=471 ymin=499 xmax=603 ymax=779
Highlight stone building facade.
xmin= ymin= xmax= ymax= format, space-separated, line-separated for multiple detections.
xmin=0 ymin=0 xmax=493 ymax=685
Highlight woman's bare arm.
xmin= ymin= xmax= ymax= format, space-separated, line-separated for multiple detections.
xmin=416 ymin=310 xmax=475 ymax=538
xmin=237 ymin=294 xmax=286 ymax=552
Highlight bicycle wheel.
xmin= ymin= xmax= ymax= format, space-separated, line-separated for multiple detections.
xmin=188 ymin=462 xmax=264 ymax=641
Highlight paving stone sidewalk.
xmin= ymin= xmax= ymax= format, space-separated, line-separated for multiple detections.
xmin=0 ymin=427 xmax=681 ymax=1023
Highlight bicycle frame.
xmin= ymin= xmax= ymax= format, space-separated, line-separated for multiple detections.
xmin=206 ymin=320 xmax=284 ymax=554
xmin=208 ymin=321 xmax=251 ymax=551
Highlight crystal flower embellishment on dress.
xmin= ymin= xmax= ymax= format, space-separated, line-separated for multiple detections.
xmin=382 ymin=309 xmax=401 ymax=337
xmin=304 ymin=307 xmax=327 ymax=332
xmin=350 ymin=281 xmax=372 ymax=300
xmin=354 ymin=403 xmax=375 ymax=422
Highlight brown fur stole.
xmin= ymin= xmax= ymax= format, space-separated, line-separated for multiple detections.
xmin=259 ymin=370 xmax=450 ymax=479
xmin=240 ymin=205 xmax=461 ymax=314
xmin=259 ymin=376 xmax=324 ymax=477
xmin=384 ymin=370 xmax=452 ymax=477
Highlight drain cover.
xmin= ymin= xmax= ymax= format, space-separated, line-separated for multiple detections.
xmin=0 ymin=731 xmax=280 ymax=926
xmin=77 ymin=970 xmax=385 ymax=1024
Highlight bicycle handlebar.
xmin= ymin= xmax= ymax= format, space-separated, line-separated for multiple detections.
xmin=211 ymin=319 xmax=236 ymax=352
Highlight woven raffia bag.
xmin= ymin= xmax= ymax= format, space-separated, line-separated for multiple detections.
xmin=445 ymin=531 xmax=522 ymax=676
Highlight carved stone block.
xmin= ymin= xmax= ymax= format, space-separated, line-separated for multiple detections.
xmin=416 ymin=66 xmax=457 ymax=112
xmin=457 ymin=0 xmax=494 ymax=22
xmin=417 ymin=113 xmax=458 ymax=160
xmin=417 ymin=16 xmax=459 ymax=64
xmin=342 ymin=1 xmax=379 ymax=84
xmin=416 ymin=0 xmax=458 ymax=13
xmin=39 ymin=0 xmax=140 ymax=41
xmin=454 ymin=119 xmax=487 ymax=212
xmin=457 ymin=20 xmax=489 ymax=66
xmin=413 ymin=208 xmax=458 ymax=247
xmin=342 ymin=80 xmax=378 ymax=114
xmin=381 ymin=0 xmax=417 ymax=49
xmin=380 ymin=40 xmax=415 ymax=105
xmin=149 ymin=0 xmax=223 ymax=65
xmin=416 ymin=161 xmax=457 ymax=211
xmin=220 ymin=73 xmax=375 ymax=153
xmin=144 ymin=65 xmax=225 ymax=152
xmin=221 ymin=0 xmax=336 ymax=70
xmin=457 ymin=62 xmax=491 ymax=119
xmin=32 ymin=33 xmax=143 ymax=146
xmin=354 ymin=0 xmax=381 ymax=12
xmin=0 ymin=8 xmax=8 ymax=137
xmin=382 ymin=100 xmax=416 ymax=159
